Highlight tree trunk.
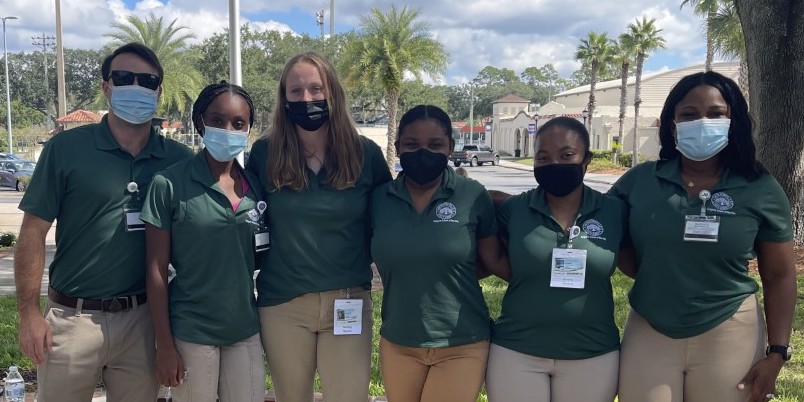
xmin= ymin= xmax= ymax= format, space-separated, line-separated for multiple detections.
xmin=705 ymin=10 xmax=715 ymax=71
xmin=738 ymin=57 xmax=750 ymax=107
xmin=617 ymin=61 xmax=629 ymax=165
xmin=588 ymin=61 xmax=599 ymax=130
xmin=385 ymin=89 xmax=400 ymax=171
xmin=632 ymin=55 xmax=644 ymax=166
xmin=734 ymin=0 xmax=804 ymax=244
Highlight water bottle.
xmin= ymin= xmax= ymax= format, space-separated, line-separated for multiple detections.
xmin=3 ymin=366 xmax=25 ymax=402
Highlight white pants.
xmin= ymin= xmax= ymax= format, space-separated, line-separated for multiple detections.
xmin=170 ymin=333 xmax=265 ymax=402
xmin=485 ymin=343 xmax=619 ymax=402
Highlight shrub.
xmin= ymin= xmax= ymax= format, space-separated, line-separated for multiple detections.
xmin=619 ymin=152 xmax=650 ymax=168
xmin=0 ymin=232 xmax=17 ymax=247
xmin=591 ymin=149 xmax=613 ymax=161
xmin=17 ymin=176 xmax=31 ymax=191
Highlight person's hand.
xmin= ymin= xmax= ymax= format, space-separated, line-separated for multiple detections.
xmin=18 ymin=314 xmax=52 ymax=364
xmin=738 ymin=356 xmax=785 ymax=401
xmin=155 ymin=345 xmax=185 ymax=387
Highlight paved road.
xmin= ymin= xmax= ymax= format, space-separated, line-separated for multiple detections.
xmin=461 ymin=160 xmax=618 ymax=195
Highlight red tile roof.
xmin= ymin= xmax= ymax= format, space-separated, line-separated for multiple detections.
xmin=460 ymin=125 xmax=486 ymax=134
xmin=56 ymin=110 xmax=102 ymax=123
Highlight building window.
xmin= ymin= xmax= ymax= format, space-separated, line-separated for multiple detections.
xmin=503 ymin=107 xmax=509 ymax=114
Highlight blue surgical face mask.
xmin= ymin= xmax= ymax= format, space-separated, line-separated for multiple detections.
xmin=202 ymin=125 xmax=248 ymax=162
xmin=109 ymin=85 xmax=159 ymax=125
xmin=674 ymin=118 xmax=731 ymax=161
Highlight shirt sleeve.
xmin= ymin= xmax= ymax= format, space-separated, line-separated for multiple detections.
xmin=496 ymin=195 xmax=514 ymax=240
xmin=755 ymin=175 xmax=794 ymax=243
xmin=245 ymin=138 xmax=268 ymax=188
xmin=365 ymin=137 xmax=392 ymax=187
xmin=18 ymin=139 xmax=63 ymax=222
xmin=140 ymin=173 xmax=175 ymax=231
xmin=474 ymin=185 xmax=497 ymax=239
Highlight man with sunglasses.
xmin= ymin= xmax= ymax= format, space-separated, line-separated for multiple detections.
xmin=14 ymin=42 xmax=193 ymax=402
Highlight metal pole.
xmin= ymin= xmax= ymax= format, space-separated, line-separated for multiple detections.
xmin=55 ymin=0 xmax=67 ymax=118
xmin=228 ymin=0 xmax=244 ymax=165
xmin=3 ymin=17 xmax=16 ymax=153
xmin=330 ymin=0 xmax=334 ymax=37
xmin=468 ymin=84 xmax=474 ymax=145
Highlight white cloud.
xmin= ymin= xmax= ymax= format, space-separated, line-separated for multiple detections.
xmin=2 ymin=0 xmax=709 ymax=85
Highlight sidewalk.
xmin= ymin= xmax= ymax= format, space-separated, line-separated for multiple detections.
xmin=496 ymin=158 xmax=623 ymax=186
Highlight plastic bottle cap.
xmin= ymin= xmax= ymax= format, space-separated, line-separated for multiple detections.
xmin=9 ymin=365 xmax=17 ymax=370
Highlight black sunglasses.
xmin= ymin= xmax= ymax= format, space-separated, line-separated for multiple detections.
xmin=108 ymin=70 xmax=161 ymax=91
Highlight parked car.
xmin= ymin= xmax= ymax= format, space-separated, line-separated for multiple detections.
xmin=0 ymin=160 xmax=36 ymax=191
xmin=0 ymin=153 xmax=22 ymax=161
xmin=449 ymin=145 xmax=499 ymax=167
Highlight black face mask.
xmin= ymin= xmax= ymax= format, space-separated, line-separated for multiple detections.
xmin=286 ymin=100 xmax=329 ymax=131
xmin=533 ymin=163 xmax=585 ymax=197
xmin=400 ymin=148 xmax=448 ymax=185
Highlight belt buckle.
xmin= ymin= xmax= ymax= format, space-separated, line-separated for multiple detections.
xmin=106 ymin=297 xmax=128 ymax=313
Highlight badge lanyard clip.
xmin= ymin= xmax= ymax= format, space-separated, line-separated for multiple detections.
xmin=567 ymin=225 xmax=581 ymax=249
xmin=698 ymin=190 xmax=711 ymax=216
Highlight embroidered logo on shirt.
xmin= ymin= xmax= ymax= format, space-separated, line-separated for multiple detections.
xmin=581 ymin=219 xmax=607 ymax=240
xmin=433 ymin=202 xmax=459 ymax=223
xmin=246 ymin=209 xmax=260 ymax=225
xmin=710 ymin=192 xmax=734 ymax=211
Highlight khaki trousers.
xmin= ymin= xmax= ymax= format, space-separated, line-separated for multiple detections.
xmin=379 ymin=337 xmax=489 ymax=402
xmin=485 ymin=344 xmax=619 ymax=402
xmin=170 ymin=333 xmax=265 ymax=402
xmin=259 ymin=287 xmax=372 ymax=402
xmin=618 ymin=296 xmax=766 ymax=402
xmin=36 ymin=300 xmax=158 ymax=402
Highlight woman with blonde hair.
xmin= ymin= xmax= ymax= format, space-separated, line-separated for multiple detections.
xmin=245 ymin=52 xmax=392 ymax=402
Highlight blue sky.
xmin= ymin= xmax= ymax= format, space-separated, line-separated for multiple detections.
xmin=2 ymin=0 xmax=714 ymax=85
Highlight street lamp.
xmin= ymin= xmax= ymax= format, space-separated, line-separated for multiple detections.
xmin=2 ymin=16 xmax=17 ymax=154
xmin=582 ymin=108 xmax=589 ymax=128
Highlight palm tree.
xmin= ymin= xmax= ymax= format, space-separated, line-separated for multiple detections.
xmin=575 ymin=31 xmax=616 ymax=131
xmin=709 ymin=1 xmax=748 ymax=99
xmin=680 ymin=0 xmax=721 ymax=71
xmin=341 ymin=5 xmax=449 ymax=168
xmin=613 ymin=36 xmax=637 ymax=164
xmin=103 ymin=12 xmax=204 ymax=116
xmin=627 ymin=17 xmax=666 ymax=165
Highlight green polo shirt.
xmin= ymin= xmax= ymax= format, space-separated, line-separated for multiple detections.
xmin=371 ymin=168 xmax=495 ymax=348
xmin=492 ymin=186 xmax=625 ymax=360
xmin=140 ymin=152 xmax=262 ymax=346
xmin=20 ymin=116 xmax=192 ymax=299
xmin=608 ymin=159 xmax=793 ymax=339
xmin=245 ymin=136 xmax=392 ymax=306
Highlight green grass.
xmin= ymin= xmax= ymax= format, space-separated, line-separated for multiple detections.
xmin=510 ymin=156 xmax=626 ymax=173
xmin=3 ymin=274 xmax=802 ymax=401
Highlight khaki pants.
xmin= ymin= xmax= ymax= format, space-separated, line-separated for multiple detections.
xmin=618 ymin=296 xmax=766 ymax=402
xmin=379 ymin=337 xmax=489 ymax=402
xmin=485 ymin=343 xmax=619 ymax=402
xmin=36 ymin=300 xmax=158 ymax=402
xmin=170 ymin=333 xmax=265 ymax=402
xmin=259 ymin=287 xmax=372 ymax=402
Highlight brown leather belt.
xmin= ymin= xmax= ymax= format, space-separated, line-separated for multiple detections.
xmin=48 ymin=288 xmax=147 ymax=313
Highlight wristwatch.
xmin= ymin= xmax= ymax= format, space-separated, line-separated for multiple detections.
xmin=766 ymin=345 xmax=793 ymax=361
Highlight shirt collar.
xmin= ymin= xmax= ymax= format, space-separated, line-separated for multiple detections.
xmin=528 ymin=185 xmax=600 ymax=218
xmin=94 ymin=115 xmax=167 ymax=159
xmin=387 ymin=167 xmax=457 ymax=203
xmin=654 ymin=157 xmax=749 ymax=191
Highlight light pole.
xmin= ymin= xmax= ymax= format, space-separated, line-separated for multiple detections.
xmin=2 ymin=16 xmax=18 ymax=154
xmin=582 ymin=108 xmax=589 ymax=128
xmin=468 ymin=83 xmax=474 ymax=146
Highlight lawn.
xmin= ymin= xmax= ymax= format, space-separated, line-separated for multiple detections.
xmin=510 ymin=156 xmax=626 ymax=173
xmin=2 ymin=273 xmax=802 ymax=401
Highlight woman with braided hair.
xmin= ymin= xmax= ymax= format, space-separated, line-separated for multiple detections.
xmin=141 ymin=81 xmax=267 ymax=402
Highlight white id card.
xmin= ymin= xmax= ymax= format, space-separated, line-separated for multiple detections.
xmin=683 ymin=215 xmax=720 ymax=242
xmin=254 ymin=228 xmax=270 ymax=252
xmin=550 ymin=248 xmax=588 ymax=289
xmin=123 ymin=205 xmax=145 ymax=232
xmin=333 ymin=299 xmax=363 ymax=335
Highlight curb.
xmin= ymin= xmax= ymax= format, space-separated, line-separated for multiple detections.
xmin=496 ymin=160 xmax=620 ymax=186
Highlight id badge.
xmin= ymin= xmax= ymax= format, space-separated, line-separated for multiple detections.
xmin=683 ymin=215 xmax=720 ymax=242
xmin=123 ymin=203 xmax=145 ymax=232
xmin=333 ymin=299 xmax=363 ymax=335
xmin=550 ymin=248 xmax=587 ymax=289
xmin=254 ymin=227 xmax=270 ymax=252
